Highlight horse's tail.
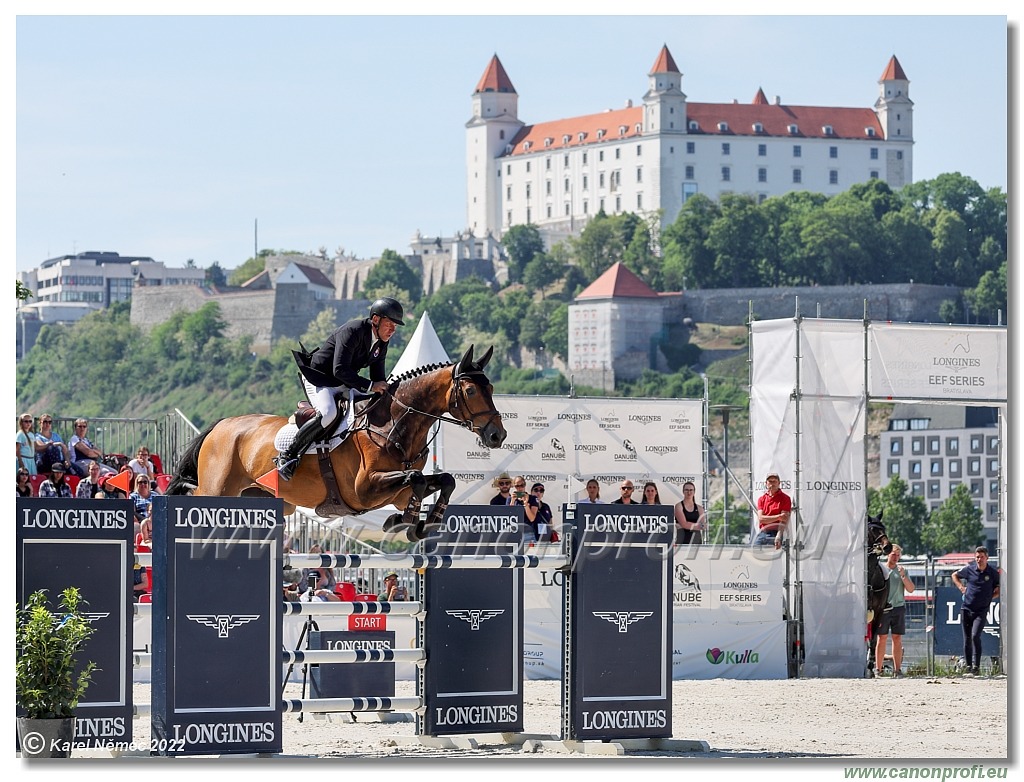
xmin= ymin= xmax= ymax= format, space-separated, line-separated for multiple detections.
xmin=165 ymin=419 xmax=222 ymax=495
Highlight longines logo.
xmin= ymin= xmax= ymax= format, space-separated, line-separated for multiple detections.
xmin=576 ymin=443 xmax=607 ymax=453
xmin=559 ymin=413 xmax=592 ymax=421
xmin=526 ymin=409 xmax=548 ymax=429
xmin=669 ymin=415 xmax=692 ymax=431
xmin=662 ymin=475 xmax=697 ymax=485
xmin=501 ymin=412 xmax=519 ymax=419
xmin=599 ymin=411 xmax=621 ymax=430
xmin=187 ymin=614 xmax=260 ymax=639
xmin=803 ymin=479 xmax=862 ymax=497
xmin=628 ymin=414 xmax=661 ymax=425
xmin=723 ymin=565 xmax=758 ymax=591
xmin=503 ymin=443 xmax=534 ymax=452
xmin=593 ymin=611 xmax=654 ymax=633
xmin=452 ymin=472 xmax=486 ymax=481
xmin=446 ymin=609 xmax=504 ymax=630
xmin=646 ymin=445 xmax=678 ymax=455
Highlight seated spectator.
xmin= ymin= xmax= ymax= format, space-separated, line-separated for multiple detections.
xmin=17 ymin=467 xmax=33 ymax=497
xmin=129 ymin=473 xmax=154 ymax=521
xmin=128 ymin=447 xmax=156 ymax=480
xmin=35 ymin=414 xmax=75 ymax=475
xmin=38 ymin=461 xmax=74 ymax=498
xmin=378 ymin=571 xmax=408 ymax=601
xmin=69 ymin=419 xmax=116 ymax=476
xmin=75 ymin=461 xmax=106 ymax=499
xmin=133 ymin=555 xmax=150 ymax=602
xmin=135 ymin=515 xmax=153 ymax=552
xmin=16 ymin=413 xmax=40 ymax=477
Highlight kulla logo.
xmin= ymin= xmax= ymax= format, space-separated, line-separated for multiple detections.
xmin=706 ymin=647 xmax=760 ymax=665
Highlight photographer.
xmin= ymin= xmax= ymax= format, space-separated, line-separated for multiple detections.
xmin=378 ymin=571 xmax=409 ymax=602
xmin=509 ymin=476 xmax=540 ymax=542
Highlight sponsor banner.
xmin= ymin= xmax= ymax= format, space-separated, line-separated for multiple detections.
xmin=868 ymin=323 xmax=1007 ymax=402
xmin=933 ymin=587 xmax=1001 ymax=657
xmin=567 ymin=505 xmax=673 ymax=741
xmin=151 ymin=496 xmax=283 ymax=756
xmin=422 ymin=506 xmax=524 ymax=736
xmin=309 ymin=631 xmax=396 ymax=699
xmin=16 ymin=498 xmax=135 ymax=747
xmin=671 ymin=548 xmax=784 ymax=623
xmin=442 ymin=395 xmax=705 ymax=528
xmin=281 ymin=615 xmax=418 ymax=683
xmin=672 ymin=621 xmax=787 ymax=679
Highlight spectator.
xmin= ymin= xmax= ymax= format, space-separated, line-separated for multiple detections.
xmin=378 ymin=571 xmax=409 ymax=601
xmin=16 ymin=413 xmax=40 ymax=476
xmin=612 ymin=480 xmax=640 ymax=505
xmin=35 ymin=414 xmax=75 ymax=475
xmin=489 ymin=471 xmax=513 ymax=505
xmin=128 ymin=447 xmax=156 ymax=480
xmin=129 ymin=473 xmax=154 ymax=521
xmin=69 ymin=419 xmax=115 ymax=476
xmin=951 ymin=546 xmax=1001 ymax=677
xmin=640 ymin=481 xmax=662 ymax=505
xmin=531 ymin=483 xmax=554 ymax=542
xmin=17 ymin=467 xmax=33 ymax=497
xmin=875 ymin=544 xmax=914 ymax=677
xmin=673 ymin=481 xmax=706 ymax=545
xmin=133 ymin=555 xmax=150 ymax=602
xmin=75 ymin=461 xmax=106 ymax=498
xmin=135 ymin=515 xmax=153 ymax=552
xmin=754 ymin=471 xmax=791 ymax=549
xmin=578 ymin=478 xmax=602 ymax=504
xmin=299 ymin=544 xmax=340 ymax=601
xmin=508 ymin=476 xmax=540 ymax=541
xmin=38 ymin=461 xmax=73 ymax=498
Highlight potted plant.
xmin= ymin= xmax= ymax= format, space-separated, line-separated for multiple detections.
xmin=15 ymin=587 xmax=97 ymax=758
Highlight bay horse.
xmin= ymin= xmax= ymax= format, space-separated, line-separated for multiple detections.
xmin=166 ymin=345 xmax=507 ymax=541
xmin=866 ymin=510 xmax=893 ymax=677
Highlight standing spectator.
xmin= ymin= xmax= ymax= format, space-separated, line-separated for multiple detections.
xmin=75 ymin=461 xmax=106 ymax=499
xmin=128 ymin=447 xmax=156 ymax=480
xmin=129 ymin=473 xmax=154 ymax=521
xmin=640 ymin=481 xmax=662 ymax=505
xmin=875 ymin=544 xmax=915 ymax=677
xmin=673 ymin=481 xmax=706 ymax=545
xmin=951 ymin=546 xmax=1001 ymax=676
xmin=17 ymin=468 xmax=33 ymax=497
xmin=612 ymin=480 xmax=640 ymax=504
xmin=489 ymin=471 xmax=513 ymax=505
xmin=35 ymin=414 xmax=74 ymax=475
xmin=16 ymin=413 xmax=40 ymax=476
xmin=38 ymin=461 xmax=73 ymax=498
xmin=578 ymin=478 xmax=603 ymax=504
xmin=531 ymin=483 xmax=554 ymax=542
xmin=508 ymin=476 xmax=540 ymax=541
xmin=754 ymin=471 xmax=792 ymax=549
xmin=69 ymin=419 xmax=115 ymax=475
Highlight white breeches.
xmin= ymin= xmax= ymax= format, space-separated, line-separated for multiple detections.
xmin=303 ymin=379 xmax=355 ymax=431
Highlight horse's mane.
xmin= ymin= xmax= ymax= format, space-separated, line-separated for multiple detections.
xmin=391 ymin=361 xmax=454 ymax=384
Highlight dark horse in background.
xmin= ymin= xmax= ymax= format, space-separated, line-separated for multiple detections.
xmin=866 ymin=510 xmax=893 ymax=677
xmin=166 ymin=345 xmax=507 ymax=541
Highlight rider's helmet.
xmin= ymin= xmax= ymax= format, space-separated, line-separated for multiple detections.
xmin=369 ymin=297 xmax=405 ymax=326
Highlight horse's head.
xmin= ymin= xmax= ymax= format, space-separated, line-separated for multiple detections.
xmin=867 ymin=510 xmax=892 ymax=556
xmin=450 ymin=345 xmax=507 ymax=448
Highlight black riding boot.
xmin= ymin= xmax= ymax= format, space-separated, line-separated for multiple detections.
xmin=275 ymin=414 xmax=328 ymax=481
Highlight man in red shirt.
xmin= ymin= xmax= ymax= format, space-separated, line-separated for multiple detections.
xmin=754 ymin=472 xmax=791 ymax=550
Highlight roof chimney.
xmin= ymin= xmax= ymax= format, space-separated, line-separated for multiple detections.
xmin=774 ymin=95 xmax=781 ymax=105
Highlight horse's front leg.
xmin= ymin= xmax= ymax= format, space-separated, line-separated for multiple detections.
xmin=376 ymin=471 xmax=429 ymax=538
xmin=410 ymin=473 xmax=457 ymax=541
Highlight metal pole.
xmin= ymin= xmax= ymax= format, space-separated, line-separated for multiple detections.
xmin=722 ymin=408 xmax=730 ymax=542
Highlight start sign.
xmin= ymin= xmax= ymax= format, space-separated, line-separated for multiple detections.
xmin=349 ymin=614 xmax=387 ymax=631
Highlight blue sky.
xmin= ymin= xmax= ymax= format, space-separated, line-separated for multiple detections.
xmin=13 ymin=11 xmax=1014 ymax=274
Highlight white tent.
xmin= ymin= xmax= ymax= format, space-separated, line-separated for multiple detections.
xmin=313 ymin=311 xmax=451 ymax=533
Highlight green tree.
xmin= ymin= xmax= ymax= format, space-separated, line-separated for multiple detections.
xmin=880 ymin=207 xmax=936 ymax=284
xmin=501 ymin=224 xmax=545 ymax=284
xmin=418 ymin=277 xmax=495 ymax=355
xmin=228 ymin=252 xmax=269 ymax=286
xmin=522 ymin=251 xmax=563 ymax=296
xmin=541 ymin=302 xmax=570 ymax=361
xmin=929 ymin=209 xmax=974 ymax=287
xmin=704 ymin=498 xmax=752 ymax=545
xmin=921 ymin=484 xmax=985 ymax=555
xmin=206 ymin=261 xmax=227 ymax=288
xmin=938 ymin=298 xmax=961 ymax=324
xmin=866 ymin=477 xmax=928 ymax=556
xmin=705 ymin=194 xmax=767 ymax=287
xmin=16 ymin=280 xmax=32 ymax=300
xmin=661 ymin=194 xmax=719 ymax=290
xmin=301 ymin=308 xmax=339 ymax=348
xmin=363 ymin=249 xmax=422 ymax=305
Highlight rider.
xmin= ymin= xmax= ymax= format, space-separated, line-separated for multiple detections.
xmin=274 ymin=297 xmax=405 ymax=480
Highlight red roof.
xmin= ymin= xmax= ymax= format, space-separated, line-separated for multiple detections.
xmin=650 ymin=44 xmax=680 ymax=74
xmin=752 ymin=87 xmax=769 ymax=105
xmin=577 ymin=262 xmax=658 ymax=300
xmin=475 ymin=55 xmax=516 ymax=94
xmin=880 ymin=55 xmax=908 ymax=82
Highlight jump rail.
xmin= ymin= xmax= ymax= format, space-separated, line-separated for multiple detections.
xmin=284 ymin=553 xmax=569 ymax=570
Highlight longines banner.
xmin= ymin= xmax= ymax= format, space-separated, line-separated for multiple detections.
xmin=441 ymin=395 xmax=706 ymax=516
xmin=16 ymin=498 xmax=135 ymax=748
xmin=868 ymin=323 xmax=1007 ymax=402
xmin=151 ymin=496 xmax=283 ymax=756
xmin=933 ymin=587 xmax=1001 ymax=657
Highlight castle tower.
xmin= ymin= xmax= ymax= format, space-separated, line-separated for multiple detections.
xmin=874 ymin=55 xmax=914 ymax=186
xmin=466 ymin=54 xmax=524 ymax=239
xmin=642 ymin=44 xmax=687 ymax=134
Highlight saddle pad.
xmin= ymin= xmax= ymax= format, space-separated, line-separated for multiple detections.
xmin=273 ymin=423 xmax=346 ymax=454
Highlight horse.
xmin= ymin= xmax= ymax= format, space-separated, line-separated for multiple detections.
xmin=866 ymin=510 xmax=893 ymax=677
xmin=166 ymin=345 xmax=507 ymax=541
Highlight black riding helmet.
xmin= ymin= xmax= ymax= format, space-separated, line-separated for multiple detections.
xmin=369 ymin=297 xmax=405 ymax=326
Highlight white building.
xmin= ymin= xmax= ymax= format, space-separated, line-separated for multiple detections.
xmin=466 ymin=46 xmax=913 ymax=244
xmin=879 ymin=403 xmax=1000 ymax=550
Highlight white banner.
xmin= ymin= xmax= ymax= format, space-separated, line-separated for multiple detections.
xmin=868 ymin=322 xmax=1007 ymax=402
xmin=671 ymin=622 xmax=788 ymax=679
xmin=671 ymin=546 xmax=786 ymax=624
xmin=441 ymin=395 xmax=706 ymax=519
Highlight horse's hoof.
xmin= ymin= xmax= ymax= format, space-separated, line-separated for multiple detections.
xmin=405 ymin=526 xmax=424 ymax=544
xmin=382 ymin=513 xmax=406 ymax=533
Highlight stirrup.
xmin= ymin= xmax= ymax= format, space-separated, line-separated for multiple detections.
xmin=275 ymin=454 xmax=300 ymax=481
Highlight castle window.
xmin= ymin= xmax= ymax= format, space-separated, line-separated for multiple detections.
xmin=523 ymin=142 xmax=531 ymax=152
xmin=546 ymin=181 xmax=551 ymax=195
xmin=564 ymin=179 xmax=570 ymax=193
xmin=526 ymin=161 xmax=531 ymax=172
xmin=687 ymin=141 xmax=695 ymax=154
xmin=546 ymin=157 xmax=551 ymax=170
xmin=717 ymin=121 xmax=729 ymax=132
xmin=615 ymin=148 xmax=621 ymax=159
xmin=637 ymin=145 xmax=642 ymax=156
xmin=870 ymin=147 xmax=879 ymax=160
xmin=897 ymin=151 xmax=903 ymax=160
xmin=685 ymin=165 xmax=694 ymax=179
xmin=823 ymin=125 xmax=834 ymax=135
xmin=599 ymin=172 xmax=605 ymax=188
xmin=758 ymin=168 xmax=767 ymax=183
xmin=615 ymin=196 xmax=621 ymax=211
xmin=507 ymin=164 xmax=511 ymax=175
xmin=752 ymin=122 xmax=763 ymax=133
xmin=829 ymin=170 xmax=839 ymax=185
xmin=582 ymin=175 xmax=588 ymax=190
xmin=793 ymin=169 xmax=802 ymax=184
xmin=544 ymin=138 xmax=553 ymax=148
xmin=597 ymin=129 xmax=605 ymax=139
xmin=635 ymin=124 xmax=642 ymax=133
xmin=563 ymin=134 xmax=571 ymax=144
xmin=722 ymin=142 xmax=730 ymax=155
xmin=758 ymin=144 xmax=767 ymax=157
xmin=787 ymin=124 xmax=799 ymax=135
xmin=582 ymin=152 xmax=588 ymax=165
xmin=578 ymin=132 xmax=586 ymax=142
xmin=547 ymin=205 xmax=552 ymax=218
xmin=583 ymin=200 xmax=588 ymax=214
xmin=793 ymin=145 xmax=802 ymax=158
xmin=830 ymin=146 xmax=838 ymax=159
xmin=688 ymin=120 xmax=699 ymax=131
xmin=636 ymin=167 xmax=643 ymax=182
xmin=500 ymin=130 xmax=505 ymax=140
xmin=599 ymin=150 xmax=604 ymax=162
xmin=565 ymin=203 xmax=570 ymax=216
xmin=506 ymin=186 xmax=512 ymax=199
xmin=619 ymin=125 xmax=627 ymax=135
xmin=866 ymin=127 xmax=876 ymax=137
xmin=721 ymin=166 xmax=731 ymax=182
xmin=564 ymin=154 xmax=569 ymax=166
xmin=637 ymin=193 xmax=643 ymax=209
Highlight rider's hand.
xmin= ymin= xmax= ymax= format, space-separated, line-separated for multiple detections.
xmin=370 ymin=380 xmax=389 ymax=394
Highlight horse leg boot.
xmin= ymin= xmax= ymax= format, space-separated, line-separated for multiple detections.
xmin=275 ymin=413 xmax=331 ymax=481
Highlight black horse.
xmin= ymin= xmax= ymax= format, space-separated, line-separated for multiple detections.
xmin=866 ymin=511 xmax=893 ymax=677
